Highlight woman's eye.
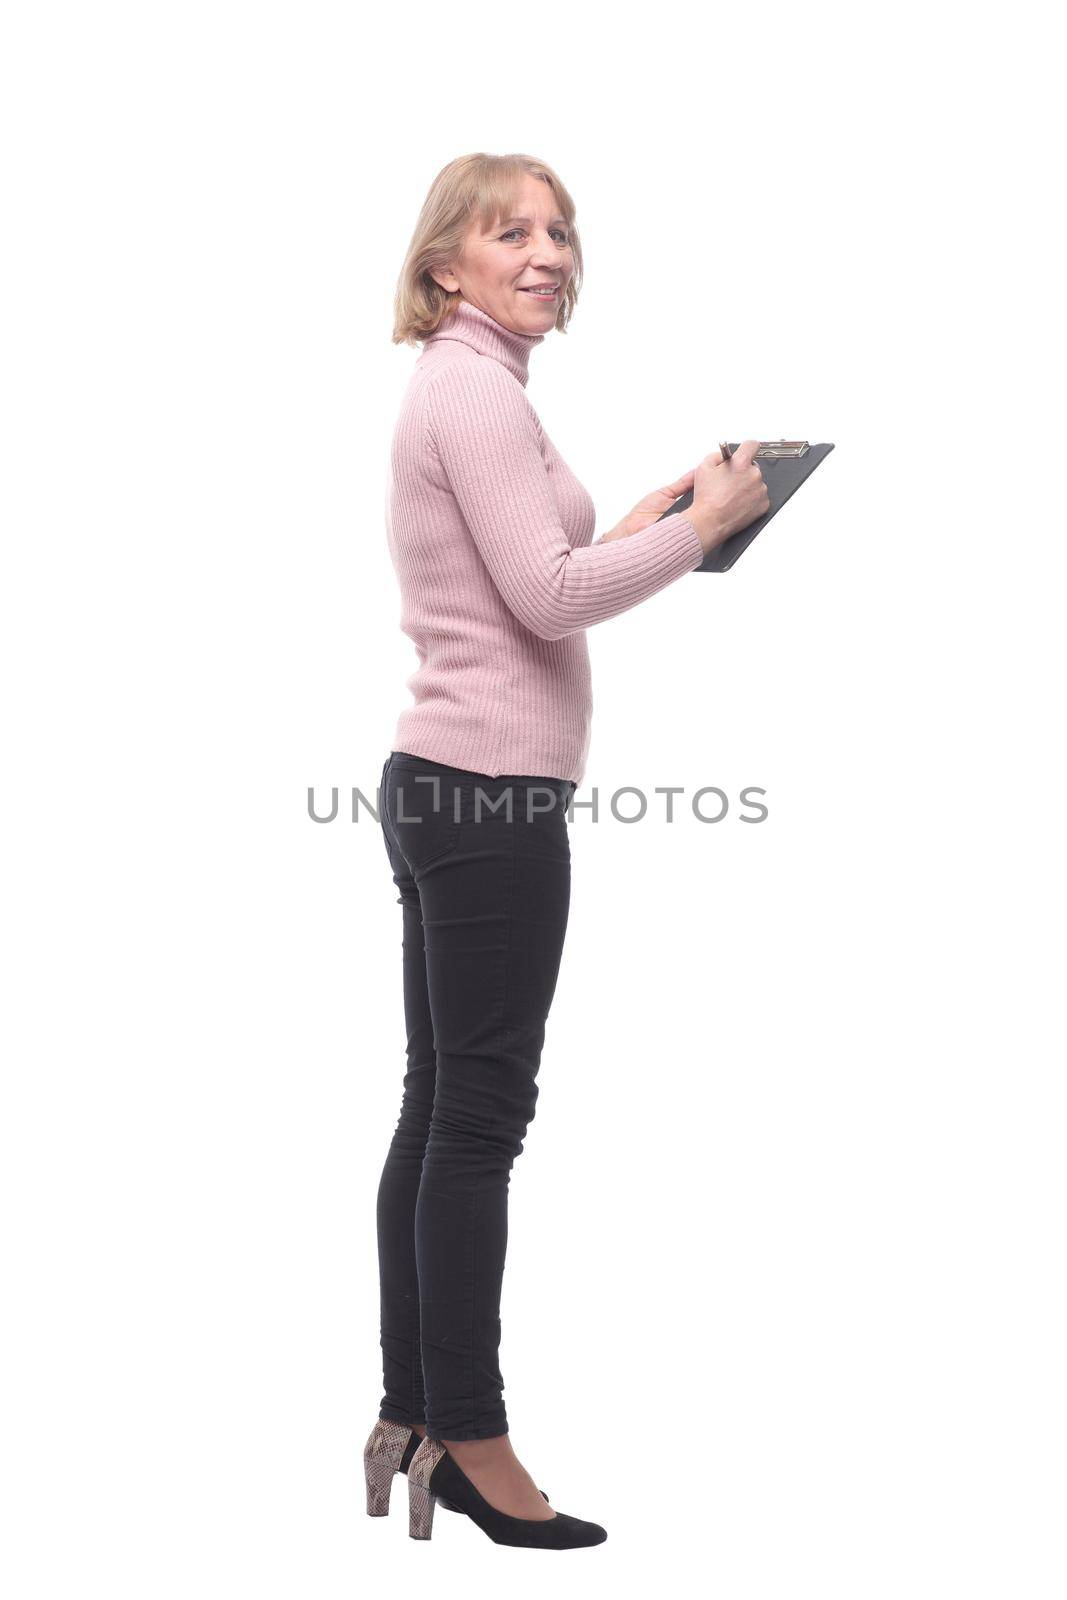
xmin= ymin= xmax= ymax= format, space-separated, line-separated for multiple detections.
xmin=501 ymin=228 xmax=569 ymax=244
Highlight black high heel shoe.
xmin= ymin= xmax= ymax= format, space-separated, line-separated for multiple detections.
xmin=407 ymin=1437 xmax=607 ymax=1549
xmin=362 ymin=1419 xmax=549 ymax=1518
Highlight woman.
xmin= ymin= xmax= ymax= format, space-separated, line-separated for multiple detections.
xmin=364 ymin=153 xmax=768 ymax=1549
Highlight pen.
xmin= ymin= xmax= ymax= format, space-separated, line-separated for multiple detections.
xmin=719 ymin=440 xmax=733 ymax=461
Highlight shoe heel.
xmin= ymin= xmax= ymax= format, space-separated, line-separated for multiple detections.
xmin=408 ymin=1478 xmax=437 ymax=1539
xmin=363 ymin=1418 xmax=417 ymax=1517
xmin=365 ymin=1474 xmax=392 ymax=1517
xmin=407 ymin=1437 xmax=447 ymax=1540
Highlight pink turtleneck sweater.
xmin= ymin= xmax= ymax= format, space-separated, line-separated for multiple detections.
xmin=385 ymin=298 xmax=704 ymax=786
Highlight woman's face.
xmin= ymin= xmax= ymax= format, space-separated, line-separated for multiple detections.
xmin=432 ymin=173 xmax=573 ymax=335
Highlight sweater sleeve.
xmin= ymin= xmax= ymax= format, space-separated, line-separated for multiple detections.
xmin=423 ymin=359 xmax=705 ymax=642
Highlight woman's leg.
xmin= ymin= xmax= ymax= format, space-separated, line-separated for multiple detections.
xmin=374 ymin=757 xmax=436 ymax=1428
xmin=407 ymin=769 xmax=573 ymax=1442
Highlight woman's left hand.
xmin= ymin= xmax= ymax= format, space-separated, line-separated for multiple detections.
xmin=599 ymin=469 xmax=696 ymax=542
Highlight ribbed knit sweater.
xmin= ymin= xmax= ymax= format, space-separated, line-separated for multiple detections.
xmin=385 ymin=297 xmax=705 ymax=785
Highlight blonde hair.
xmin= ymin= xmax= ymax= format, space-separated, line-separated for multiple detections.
xmin=392 ymin=153 xmax=583 ymax=346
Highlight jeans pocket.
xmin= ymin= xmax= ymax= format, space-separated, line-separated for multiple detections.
xmin=386 ymin=762 xmax=469 ymax=872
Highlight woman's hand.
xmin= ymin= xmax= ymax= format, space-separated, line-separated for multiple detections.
xmin=599 ymin=469 xmax=697 ymax=542
xmin=689 ymin=442 xmax=770 ymax=554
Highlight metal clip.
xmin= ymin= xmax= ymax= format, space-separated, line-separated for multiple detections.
xmin=755 ymin=440 xmax=810 ymax=458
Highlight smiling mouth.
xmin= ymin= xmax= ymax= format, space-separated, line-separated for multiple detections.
xmin=519 ymin=286 xmax=559 ymax=297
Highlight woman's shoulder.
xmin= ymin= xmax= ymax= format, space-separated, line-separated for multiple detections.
xmin=420 ymin=344 xmax=524 ymax=396
xmin=417 ymin=350 xmax=540 ymax=441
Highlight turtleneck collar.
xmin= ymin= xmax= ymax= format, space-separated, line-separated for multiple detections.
xmin=425 ymin=298 xmax=545 ymax=389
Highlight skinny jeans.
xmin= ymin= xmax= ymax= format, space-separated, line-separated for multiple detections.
xmin=375 ymin=750 xmax=576 ymax=1440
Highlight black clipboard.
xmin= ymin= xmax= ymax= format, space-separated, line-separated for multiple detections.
xmin=656 ymin=440 xmax=835 ymax=572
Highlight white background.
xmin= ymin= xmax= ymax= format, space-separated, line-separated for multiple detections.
xmin=2 ymin=1 xmax=1063 ymax=1595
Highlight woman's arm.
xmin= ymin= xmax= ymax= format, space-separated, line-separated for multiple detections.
xmin=424 ymin=360 xmax=704 ymax=641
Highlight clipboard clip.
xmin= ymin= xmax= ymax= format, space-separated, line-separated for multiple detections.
xmin=755 ymin=440 xmax=810 ymax=458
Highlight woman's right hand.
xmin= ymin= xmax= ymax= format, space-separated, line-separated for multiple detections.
xmin=688 ymin=441 xmax=771 ymax=555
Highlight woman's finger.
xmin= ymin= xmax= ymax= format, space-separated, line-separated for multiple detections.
xmin=662 ymin=469 xmax=696 ymax=495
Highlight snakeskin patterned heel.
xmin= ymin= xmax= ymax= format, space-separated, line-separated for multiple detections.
xmin=407 ymin=1437 xmax=446 ymax=1539
xmin=363 ymin=1419 xmax=482 ymax=1517
xmin=363 ymin=1418 xmax=422 ymax=1516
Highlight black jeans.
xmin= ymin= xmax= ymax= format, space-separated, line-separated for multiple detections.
xmin=375 ymin=751 xmax=577 ymax=1440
